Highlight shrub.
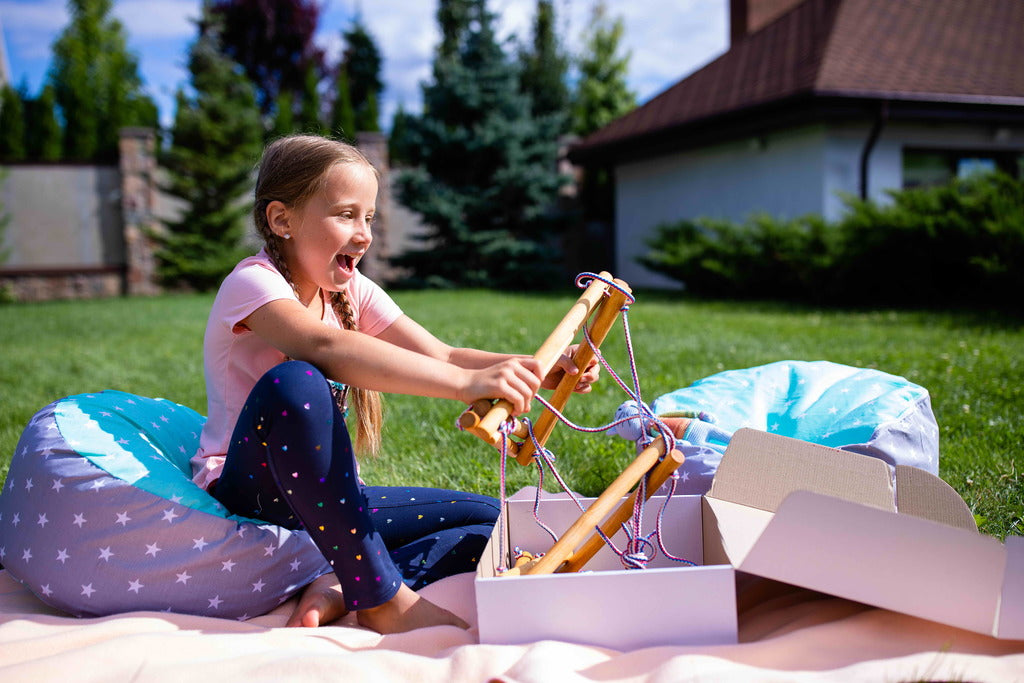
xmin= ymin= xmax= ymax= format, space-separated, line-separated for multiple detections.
xmin=642 ymin=172 xmax=1024 ymax=310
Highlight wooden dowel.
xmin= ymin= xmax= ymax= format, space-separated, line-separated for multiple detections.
xmin=519 ymin=438 xmax=666 ymax=575
xmin=558 ymin=445 xmax=686 ymax=573
xmin=464 ymin=272 xmax=613 ymax=450
xmin=516 ymin=279 xmax=631 ymax=465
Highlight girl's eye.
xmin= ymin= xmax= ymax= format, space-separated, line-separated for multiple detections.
xmin=366 ymin=214 xmax=375 ymax=225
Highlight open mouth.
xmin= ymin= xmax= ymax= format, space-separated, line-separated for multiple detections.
xmin=336 ymin=253 xmax=355 ymax=275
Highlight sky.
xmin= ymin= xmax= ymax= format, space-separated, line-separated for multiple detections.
xmin=0 ymin=0 xmax=729 ymax=130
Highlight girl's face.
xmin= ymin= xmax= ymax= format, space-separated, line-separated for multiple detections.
xmin=280 ymin=162 xmax=377 ymax=304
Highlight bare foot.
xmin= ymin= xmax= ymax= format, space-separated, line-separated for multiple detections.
xmin=286 ymin=572 xmax=349 ymax=627
xmin=357 ymin=583 xmax=469 ymax=634
xmin=661 ymin=416 xmax=692 ymax=440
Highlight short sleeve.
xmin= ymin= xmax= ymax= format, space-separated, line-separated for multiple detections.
xmin=215 ymin=256 xmax=298 ymax=334
xmin=348 ymin=270 xmax=403 ymax=337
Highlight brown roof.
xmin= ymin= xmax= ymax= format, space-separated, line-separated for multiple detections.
xmin=573 ymin=0 xmax=1024 ymax=161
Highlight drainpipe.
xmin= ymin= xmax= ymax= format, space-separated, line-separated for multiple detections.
xmin=859 ymin=101 xmax=889 ymax=200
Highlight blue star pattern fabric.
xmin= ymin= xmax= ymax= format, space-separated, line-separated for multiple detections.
xmin=0 ymin=391 xmax=330 ymax=619
xmin=613 ymin=361 xmax=939 ymax=495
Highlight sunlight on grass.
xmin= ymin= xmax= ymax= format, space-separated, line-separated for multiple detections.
xmin=1 ymin=290 xmax=1021 ymax=538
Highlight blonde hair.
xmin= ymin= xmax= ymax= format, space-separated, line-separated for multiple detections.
xmin=253 ymin=135 xmax=384 ymax=456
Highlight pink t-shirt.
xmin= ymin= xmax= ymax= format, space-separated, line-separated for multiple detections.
xmin=191 ymin=249 xmax=402 ymax=489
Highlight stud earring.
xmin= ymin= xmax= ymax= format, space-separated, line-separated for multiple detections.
xmin=282 ymin=233 xmax=292 ymax=240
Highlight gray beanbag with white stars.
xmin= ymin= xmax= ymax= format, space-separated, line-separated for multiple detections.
xmin=0 ymin=391 xmax=330 ymax=619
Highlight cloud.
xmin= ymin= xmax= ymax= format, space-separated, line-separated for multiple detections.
xmin=112 ymin=0 xmax=199 ymax=40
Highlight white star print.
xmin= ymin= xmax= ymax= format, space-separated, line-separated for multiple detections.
xmin=90 ymin=479 xmax=105 ymax=491
xmin=236 ymin=614 xmax=250 ymax=621
xmin=289 ymin=559 xmax=301 ymax=571
xmin=175 ymin=571 xmax=192 ymax=585
xmin=192 ymin=537 xmax=209 ymax=551
xmin=263 ymin=544 xmax=276 ymax=557
xmin=170 ymin=495 xmax=183 ymax=504
xmin=251 ymin=579 xmax=265 ymax=593
xmin=22 ymin=548 xmax=32 ymax=562
xmin=81 ymin=584 xmax=95 ymax=597
xmin=207 ymin=595 xmax=223 ymax=609
xmin=11 ymin=513 xmax=20 ymax=526
xmin=0 ymin=546 xmax=5 ymax=560
xmin=145 ymin=542 xmax=162 ymax=557
xmin=116 ymin=438 xmax=129 ymax=445
xmin=115 ymin=511 xmax=131 ymax=526
xmin=73 ymin=513 xmax=87 ymax=528
xmin=40 ymin=584 xmax=53 ymax=597
xmin=98 ymin=547 xmax=114 ymax=561
xmin=51 ymin=479 xmax=64 ymax=492
xmin=40 ymin=447 xmax=54 ymax=459
xmin=36 ymin=513 xmax=48 ymax=527
xmin=162 ymin=509 xmax=179 ymax=523
xmin=56 ymin=549 xmax=70 ymax=563
xmin=127 ymin=579 xmax=144 ymax=594
xmin=221 ymin=559 xmax=236 ymax=572
xmin=24 ymin=478 xmax=34 ymax=491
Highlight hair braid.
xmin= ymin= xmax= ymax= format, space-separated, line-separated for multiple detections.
xmin=331 ymin=290 xmax=384 ymax=456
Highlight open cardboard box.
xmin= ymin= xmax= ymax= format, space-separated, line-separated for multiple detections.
xmin=475 ymin=428 xmax=1024 ymax=649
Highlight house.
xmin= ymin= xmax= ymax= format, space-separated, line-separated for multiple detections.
xmin=569 ymin=0 xmax=1024 ymax=288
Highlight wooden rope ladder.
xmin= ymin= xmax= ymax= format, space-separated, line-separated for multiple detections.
xmin=458 ymin=272 xmax=686 ymax=576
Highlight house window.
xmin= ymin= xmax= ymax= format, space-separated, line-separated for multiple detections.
xmin=903 ymin=148 xmax=1024 ymax=188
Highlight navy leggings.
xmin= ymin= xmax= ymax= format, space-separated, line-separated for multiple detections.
xmin=212 ymin=361 xmax=499 ymax=611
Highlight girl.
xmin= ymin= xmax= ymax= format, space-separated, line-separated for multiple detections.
xmin=191 ymin=134 xmax=598 ymax=634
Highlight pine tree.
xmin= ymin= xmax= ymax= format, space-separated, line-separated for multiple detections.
xmin=388 ymin=102 xmax=411 ymax=166
xmin=297 ymin=62 xmax=323 ymax=133
xmin=24 ymin=84 xmax=62 ymax=161
xmin=519 ymin=0 xmax=570 ymax=131
xmin=154 ymin=4 xmax=263 ymax=291
xmin=49 ymin=0 xmax=158 ymax=161
xmin=0 ymin=85 xmax=26 ymax=161
xmin=572 ymin=1 xmax=635 ymax=137
xmin=329 ymin=66 xmax=356 ymax=141
xmin=395 ymin=0 xmax=565 ymax=288
xmin=271 ymin=91 xmax=295 ymax=139
xmin=341 ymin=20 xmax=383 ymax=133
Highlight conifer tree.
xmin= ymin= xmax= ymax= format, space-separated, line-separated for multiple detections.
xmin=572 ymin=1 xmax=635 ymax=137
xmin=49 ymin=0 xmax=158 ymax=161
xmin=329 ymin=67 xmax=356 ymax=141
xmin=395 ymin=0 xmax=565 ymax=288
xmin=297 ymin=62 xmax=323 ymax=133
xmin=341 ymin=20 xmax=383 ymax=133
xmin=154 ymin=4 xmax=263 ymax=291
xmin=24 ymin=84 xmax=62 ymax=161
xmin=0 ymin=85 xmax=26 ymax=161
xmin=518 ymin=0 xmax=570 ymax=132
xmin=388 ymin=102 xmax=411 ymax=166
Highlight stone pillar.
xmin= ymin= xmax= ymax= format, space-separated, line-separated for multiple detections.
xmin=118 ymin=127 xmax=161 ymax=295
xmin=355 ymin=131 xmax=391 ymax=283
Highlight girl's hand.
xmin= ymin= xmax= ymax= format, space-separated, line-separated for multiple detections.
xmin=542 ymin=344 xmax=601 ymax=394
xmin=463 ymin=358 xmax=544 ymax=415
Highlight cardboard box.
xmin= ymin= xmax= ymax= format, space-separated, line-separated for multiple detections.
xmin=475 ymin=428 xmax=1024 ymax=649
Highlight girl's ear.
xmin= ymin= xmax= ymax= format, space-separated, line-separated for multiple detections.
xmin=266 ymin=200 xmax=291 ymax=239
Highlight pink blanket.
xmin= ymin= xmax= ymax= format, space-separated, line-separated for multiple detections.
xmin=1 ymin=569 xmax=1022 ymax=681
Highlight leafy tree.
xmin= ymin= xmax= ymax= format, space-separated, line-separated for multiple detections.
xmin=270 ymin=91 xmax=295 ymax=139
xmin=211 ymin=0 xmax=324 ymax=118
xmin=341 ymin=20 xmax=383 ymax=132
xmin=23 ymin=84 xmax=62 ymax=161
xmin=518 ymin=0 xmax=570 ymax=131
xmin=49 ymin=0 xmax=158 ymax=161
xmin=0 ymin=85 xmax=26 ymax=161
xmin=154 ymin=4 xmax=263 ymax=291
xmin=572 ymin=1 xmax=635 ymax=137
xmin=395 ymin=0 xmax=565 ymax=288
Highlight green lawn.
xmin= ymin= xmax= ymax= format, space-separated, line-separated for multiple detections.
xmin=1 ymin=290 xmax=1021 ymax=539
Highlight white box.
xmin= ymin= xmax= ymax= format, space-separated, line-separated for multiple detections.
xmin=475 ymin=428 xmax=1024 ymax=648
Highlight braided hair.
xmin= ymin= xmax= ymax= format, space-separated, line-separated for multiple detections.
xmin=253 ymin=135 xmax=384 ymax=456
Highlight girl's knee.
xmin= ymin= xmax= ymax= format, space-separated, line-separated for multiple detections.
xmin=255 ymin=361 xmax=333 ymax=410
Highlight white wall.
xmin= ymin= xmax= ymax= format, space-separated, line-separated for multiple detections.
xmin=616 ymin=120 xmax=1024 ymax=289
xmin=615 ymin=125 xmax=829 ymax=288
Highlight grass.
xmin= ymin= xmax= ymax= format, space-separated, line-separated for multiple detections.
xmin=1 ymin=290 xmax=1022 ymax=539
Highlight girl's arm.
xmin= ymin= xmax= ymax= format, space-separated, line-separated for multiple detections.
xmin=376 ymin=315 xmax=600 ymax=393
xmin=243 ymin=299 xmax=542 ymax=414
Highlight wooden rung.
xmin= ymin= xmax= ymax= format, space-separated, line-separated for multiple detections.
xmin=557 ymin=443 xmax=686 ymax=573
xmin=519 ymin=437 xmax=667 ymax=576
xmin=516 ymin=278 xmax=631 ymax=465
xmin=463 ymin=272 xmax=614 ymax=452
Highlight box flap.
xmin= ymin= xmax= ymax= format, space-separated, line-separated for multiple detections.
xmin=702 ymin=497 xmax=775 ymax=567
xmin=709 ymin=429 xmax=895 ymax=513
xmin=894 ymin=464 xmax=977 ymax=531
xmin=997 ymin=536 xmax=1024 ymax=639
xmin=736 ymin=490 xmax=1007 ymax=636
